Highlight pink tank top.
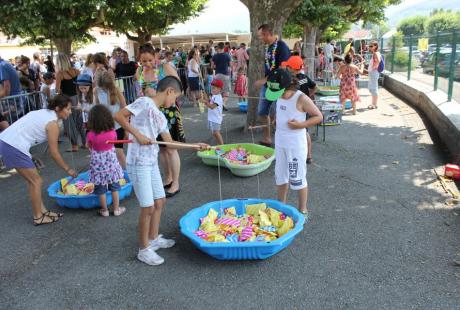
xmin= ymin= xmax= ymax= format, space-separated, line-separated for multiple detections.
xmin=87 ymin=130 xmax=116 ymax=151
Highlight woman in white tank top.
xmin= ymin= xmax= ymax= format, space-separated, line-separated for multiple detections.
xmin=0 ymin=94 xmax=78 ymax=225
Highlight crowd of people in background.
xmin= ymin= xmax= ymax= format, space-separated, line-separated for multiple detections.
xmin=0 ymin=22 xmax=386 ymax=266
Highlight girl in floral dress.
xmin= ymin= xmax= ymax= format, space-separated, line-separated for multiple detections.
xmin=234 ymin=67 xmax=248 ymax=103
xmin=87 ymin=105 xmax=126 ymax=217
xmin=338 ymin=54 xmax=364 ymax=115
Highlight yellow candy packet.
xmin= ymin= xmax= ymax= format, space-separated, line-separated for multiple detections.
xmin=64 ymin=184 xmax=78 ymax=195
xmin=258 ymin=210 xmax=272 ymax=227
xmin=199 ymin=221 xmax=219 ymax=233
xmin=207 ymin=208 xmax=218 ymax=222
xmin=224 ymin=207 xmax=236 ymax=216
xmin=207 ymin=233 xmax=228 ymax=242
xmin=246 ymin=203 xmax=266 ymax=216
xmin=267 ymin=208 xmax=282 ymax=227
xmin=247 ymin=154 xmax=265 ymax=164
xmin=60 ymin=178 xmax=69 ymax=190
xmin=277 ymin=216 xmax=294 ymax=237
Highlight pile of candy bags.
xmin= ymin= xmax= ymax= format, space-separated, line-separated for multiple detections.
xmin=58 ymin=178 xmax=127 ymax=196
xmin=214 ymin=146 xmax=269 ymax=165
xmin=195 ymin=203 xmax=294 ymax=242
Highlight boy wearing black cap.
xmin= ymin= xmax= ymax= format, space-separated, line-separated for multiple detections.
xmin=265 ymin=68 xmax=322 ymax=218
xmin=282 ymin=55 xmax=317 ymax=164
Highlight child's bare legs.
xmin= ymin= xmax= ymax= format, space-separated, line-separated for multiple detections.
xmin=148 ymin=198 xmax=165 ymax=241
xmin=98 ymin=193 xmax=109 ymax=215
xmin=139 ymin=207 xmax=154 ymax=249
xmin=213 ymin=130 xmax=224 ymax=145
xmin=277 ymin=183 xmax=289 ymax=203
xmin=112 ymin=190 xmax=119 ymax=212
xmin=298 ymin=187 xmax=309 ymax=214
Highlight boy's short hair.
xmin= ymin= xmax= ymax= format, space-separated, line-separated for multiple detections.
xmin=157 ymin=76 xmax=183 ymax=93
xmin=258 ymin=24 xmax=273 ymax=34
xmin=217 ymin=42 xmax=225 ymax=50
xmin=43 ymin=72 xmax=54 ymax=80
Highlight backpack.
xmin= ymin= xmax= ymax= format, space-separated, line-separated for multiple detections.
xmin=377 ymin=54 xmax=385 ymax=73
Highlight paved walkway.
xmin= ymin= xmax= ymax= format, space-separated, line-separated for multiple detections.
xmin=0 ymin=87 xmax=459 ymax=309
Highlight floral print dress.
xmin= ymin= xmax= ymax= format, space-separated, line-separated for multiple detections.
xmin=340 ymin=65 xmax=360 ymax=103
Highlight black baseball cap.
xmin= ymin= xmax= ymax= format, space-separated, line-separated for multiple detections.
xmin=265 ymin=68 xmax=292 ymax=101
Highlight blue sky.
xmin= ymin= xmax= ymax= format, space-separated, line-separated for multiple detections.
xmin=167 ymin=0 xmax=460 ymax=35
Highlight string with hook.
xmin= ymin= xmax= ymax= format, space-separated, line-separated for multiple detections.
xmin=249 ymin=128 xmax=261 ymax=199
xmin=65 ymin=114 xmax=77 ymax=173
xmin=216 ymin=149 xmax=223 ymax=214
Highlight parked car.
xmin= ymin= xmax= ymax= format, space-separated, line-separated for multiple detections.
xmin=422 ymin=49 xmax=460 ymax=80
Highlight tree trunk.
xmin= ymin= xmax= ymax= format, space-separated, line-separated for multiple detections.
xmin=53 ymin=38 xmax=72 ymax=55
xmin=241 ymin=0 xmax=302 ymax=127
xmin=50 ymin=39 xmax=54 ymax=59
xmin=302 ymin=23 xmax=317 ymax=79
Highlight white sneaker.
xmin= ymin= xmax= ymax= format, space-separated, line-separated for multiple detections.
xmin=137 ymin=247 xmax=164 ymax=266
xmin=149 ymin=234 xmax=175 ymax=250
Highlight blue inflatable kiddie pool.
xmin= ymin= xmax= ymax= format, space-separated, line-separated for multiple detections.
xmin=238 ymin=101 xmax=248 ymax=112
xmin=47 ymin=171 xmax=133 ymax=209
xmin=180 ymin=198 xmax=305 ymax=260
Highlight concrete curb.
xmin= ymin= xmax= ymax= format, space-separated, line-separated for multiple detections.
xmin=383 ymin=73 xmax=460 ymax=158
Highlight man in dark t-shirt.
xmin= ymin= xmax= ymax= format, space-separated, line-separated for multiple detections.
xmin=255 ymin=24 xmax=291 ymax=146
xmin=115 ymin=51 xmax=138 ymax=104
xmin=212 ymin=42 xmax=232 ymax=107
xmin=115 ymin=51 xmax=137 ymax=78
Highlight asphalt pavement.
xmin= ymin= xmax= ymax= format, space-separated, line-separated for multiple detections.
xmin=0 ymin=88 xmax=459 ymax=310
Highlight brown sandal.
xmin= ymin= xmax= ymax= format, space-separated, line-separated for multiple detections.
xmin=33 ymin=213 xmax=59 ymax=226
xmin=43 ymin=210 xmax=64 ymax=219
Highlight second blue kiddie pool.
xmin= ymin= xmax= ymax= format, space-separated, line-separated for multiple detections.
xmin=238 ymin=101 xmax=248 ymax=112
xmin=47 ymin=171 xmax=133 ymax=209
xmin=180 ymin=198 xmax=305 ymax=260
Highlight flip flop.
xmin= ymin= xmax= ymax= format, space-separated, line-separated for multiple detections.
xmin=258 ymin=141 xmax=272 ymax=147
xmin=367 ymin=105 xmax=375 ymax=109
xmin=166 ymin=188 xmax=181 ymax=198
xmin=163 ymin=182 xmax=173 ymax=189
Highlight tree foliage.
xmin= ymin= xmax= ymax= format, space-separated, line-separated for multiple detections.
xmin=425 ymin=10 xmax=460 ymax=35
xmin=287 ymin=0 xmax=400 ymax=41
xmin=0 ymin=0 xmax=207 ymax=53
xmin=397 ymin=15 xmax=427 ymax=36
xmin=0 ymin=0 xmax=106 ymax=54
xmin=105 ymin=0 xmax=207 ymax=44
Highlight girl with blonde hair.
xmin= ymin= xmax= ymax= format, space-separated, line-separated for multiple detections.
xmin=55 ymin=53 xmax=83 ymax=152
xmin=94 ymin=70 xmax=127 ymax=168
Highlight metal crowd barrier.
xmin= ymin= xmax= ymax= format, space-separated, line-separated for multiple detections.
xmin=114 ymin=75 xmax=138 ymax=104
xmin=0 ymin=91 xmax=48 ymax=124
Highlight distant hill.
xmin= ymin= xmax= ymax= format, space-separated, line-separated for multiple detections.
xmin=385 ymin=0 xmax=460 ymax=27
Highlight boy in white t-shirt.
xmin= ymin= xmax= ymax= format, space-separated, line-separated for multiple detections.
xmin=204 ymin=79 xmax=224 ymax=145
xmin=114 ymin=76 xmax=209 ymax=266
